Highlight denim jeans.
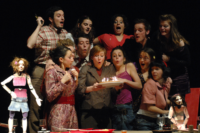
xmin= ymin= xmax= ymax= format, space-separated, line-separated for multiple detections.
xmin=8 ymin=97 xmax=29 ymax=113
xmin=112 ymin=104 xmax=135 ymax=130
xmin=135 ymin=115 xmax=159 ymax=130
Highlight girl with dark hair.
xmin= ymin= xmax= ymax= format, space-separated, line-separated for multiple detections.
xmin=110 ymin=46 xmax=142 ymax=130
xmin=135 ymin=61 xmax=172 ymax=130
xmin=1 ymin=57 xmax=42 ymax=133
xmin=93 ymin=14 xmax=133 ymax=61
xmin=132 ymin=48 xmax=156 ymax=113
xmin=45 ymin=46 xmax=78 ymax=131
xmin=168 ymin=94 xmax=189 ymax=130
xmin=71 ymin=16 xmax=94 ymax=43
xmin=157 ymin=14 xmax=190 ymax=97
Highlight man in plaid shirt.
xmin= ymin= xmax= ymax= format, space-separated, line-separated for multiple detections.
xmin=27 ymin=6 xmax=68 ymax=133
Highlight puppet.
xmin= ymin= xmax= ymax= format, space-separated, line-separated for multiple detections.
xmin=168 ymin=94 xmax=189 ymax=130
xmin=1 ymin=57 xmax=42 ymax=133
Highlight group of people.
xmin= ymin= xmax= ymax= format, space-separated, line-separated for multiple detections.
xmin=1 ymin=5 xmax=190 ymax=133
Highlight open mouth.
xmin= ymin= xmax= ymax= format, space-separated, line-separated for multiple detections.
xmin=86 ymin=28 xmax=90 ymax=32
xmin=141 ymin=63 xmax=145 ymax=67
xmin=116 ymin=27 xmax=121 ymax=29
xmin=60 ymin=22 xmax=64 ymax=25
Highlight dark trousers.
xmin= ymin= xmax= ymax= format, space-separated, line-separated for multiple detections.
xmin=112 ymin=104 xmax=135 ymax=130
xmin=135 ymin=114 xmax=159 ymax=130
xmin=28 ymin=65 xmax=44 ymax=133
xmin=81 ymin=108 xmax=112 ymax=129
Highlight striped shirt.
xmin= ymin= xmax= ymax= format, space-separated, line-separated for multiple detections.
xmin=34 ymin=24 xmax=68 ymax=64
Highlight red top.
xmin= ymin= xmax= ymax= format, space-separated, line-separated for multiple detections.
xmin=96 ymin=68 xmax=103 ymax=76
xmin=98 ymin=34 xmax=133 ymax=60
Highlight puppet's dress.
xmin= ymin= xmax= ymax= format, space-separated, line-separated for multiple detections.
xmin=168 ymin=106 xmax=189 ymax=129
xmin=8 ymin=75 xmax=29 ymax=113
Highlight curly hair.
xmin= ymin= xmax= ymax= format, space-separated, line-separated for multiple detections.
xmin=10 ymin=57 xmax=29 ymax=73
xmin=158 ymin=14 xmax=189 ymax=51
xmin=57 ymin=39 xmax=75 ymax=47
xmin=111 ymin=14 xmax=129 ymax=33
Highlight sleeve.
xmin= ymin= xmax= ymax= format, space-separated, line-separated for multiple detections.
xmin=35 ymin=27 xmax=46 ymax=47
xmin=168 ymin=45 xmax=191 ymax=68
xmin=164 ymin=77 xmax=172 ymax=95
xmin=77 ymin=65 xmax=90 ymax=99
xmin=45 ymin=68 xmax=70 ymax=102
xmin=142 ymin=80 xmax=157 ymax=104
xmin=98 ymin=34 xmax=105 ymax=44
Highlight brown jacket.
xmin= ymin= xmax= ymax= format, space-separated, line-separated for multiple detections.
xmin=77 ymin=64 xmax=117 ymax=110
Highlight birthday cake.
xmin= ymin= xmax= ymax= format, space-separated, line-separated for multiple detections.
xmin=98 ymin=76 xmax=123 ymax=88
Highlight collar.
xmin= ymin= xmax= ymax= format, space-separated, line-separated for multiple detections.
xmin=74 ymin=53 xmax=90 ymax=62
xmin=49 ymin=24 xmax=64 ymax=34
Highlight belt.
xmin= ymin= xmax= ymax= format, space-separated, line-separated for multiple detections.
xmin=56 ymin=95 xmax=75 ymax=105
xmin=12 ymin=98 xmax=28 ymax=102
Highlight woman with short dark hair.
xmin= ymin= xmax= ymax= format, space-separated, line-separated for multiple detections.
xmin=135 ymin=61 xmax=172 ymax=130
xmin=45 ymin=45 xmax=78 ymax=131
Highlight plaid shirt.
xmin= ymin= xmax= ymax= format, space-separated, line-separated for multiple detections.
xmin=34 ymin=24 xmax=68 ymax=64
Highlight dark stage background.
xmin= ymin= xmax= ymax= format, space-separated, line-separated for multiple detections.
xmin=0 ymin=0 xmax=200 ymax=132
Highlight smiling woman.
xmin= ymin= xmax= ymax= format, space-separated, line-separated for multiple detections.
xmin=157 ymin=14 xmax=190 ymax=97
xmin=93 ymin=14 xmax=133 ymax=61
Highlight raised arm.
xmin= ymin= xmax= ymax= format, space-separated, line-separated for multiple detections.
xmin=1 ymin=75 xmax=17 ymax=98
xmin=27 ymin=16 xmax=44 ymax=49
xmin=93 ymin=37 xmax=101 ymax=46
xmin=45 ymin=69 xmax=71 ymax=102
xmin=27 ymin=75 xmax=42 ymax=106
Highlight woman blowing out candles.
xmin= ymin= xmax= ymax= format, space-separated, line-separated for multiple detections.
xmin=45 ymin=46 xmax=78 ymax=131
xmin=77 ymin=45 xmax=118 ymax=129
xmin=110 ymin=46 xmax=142 ymax=130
